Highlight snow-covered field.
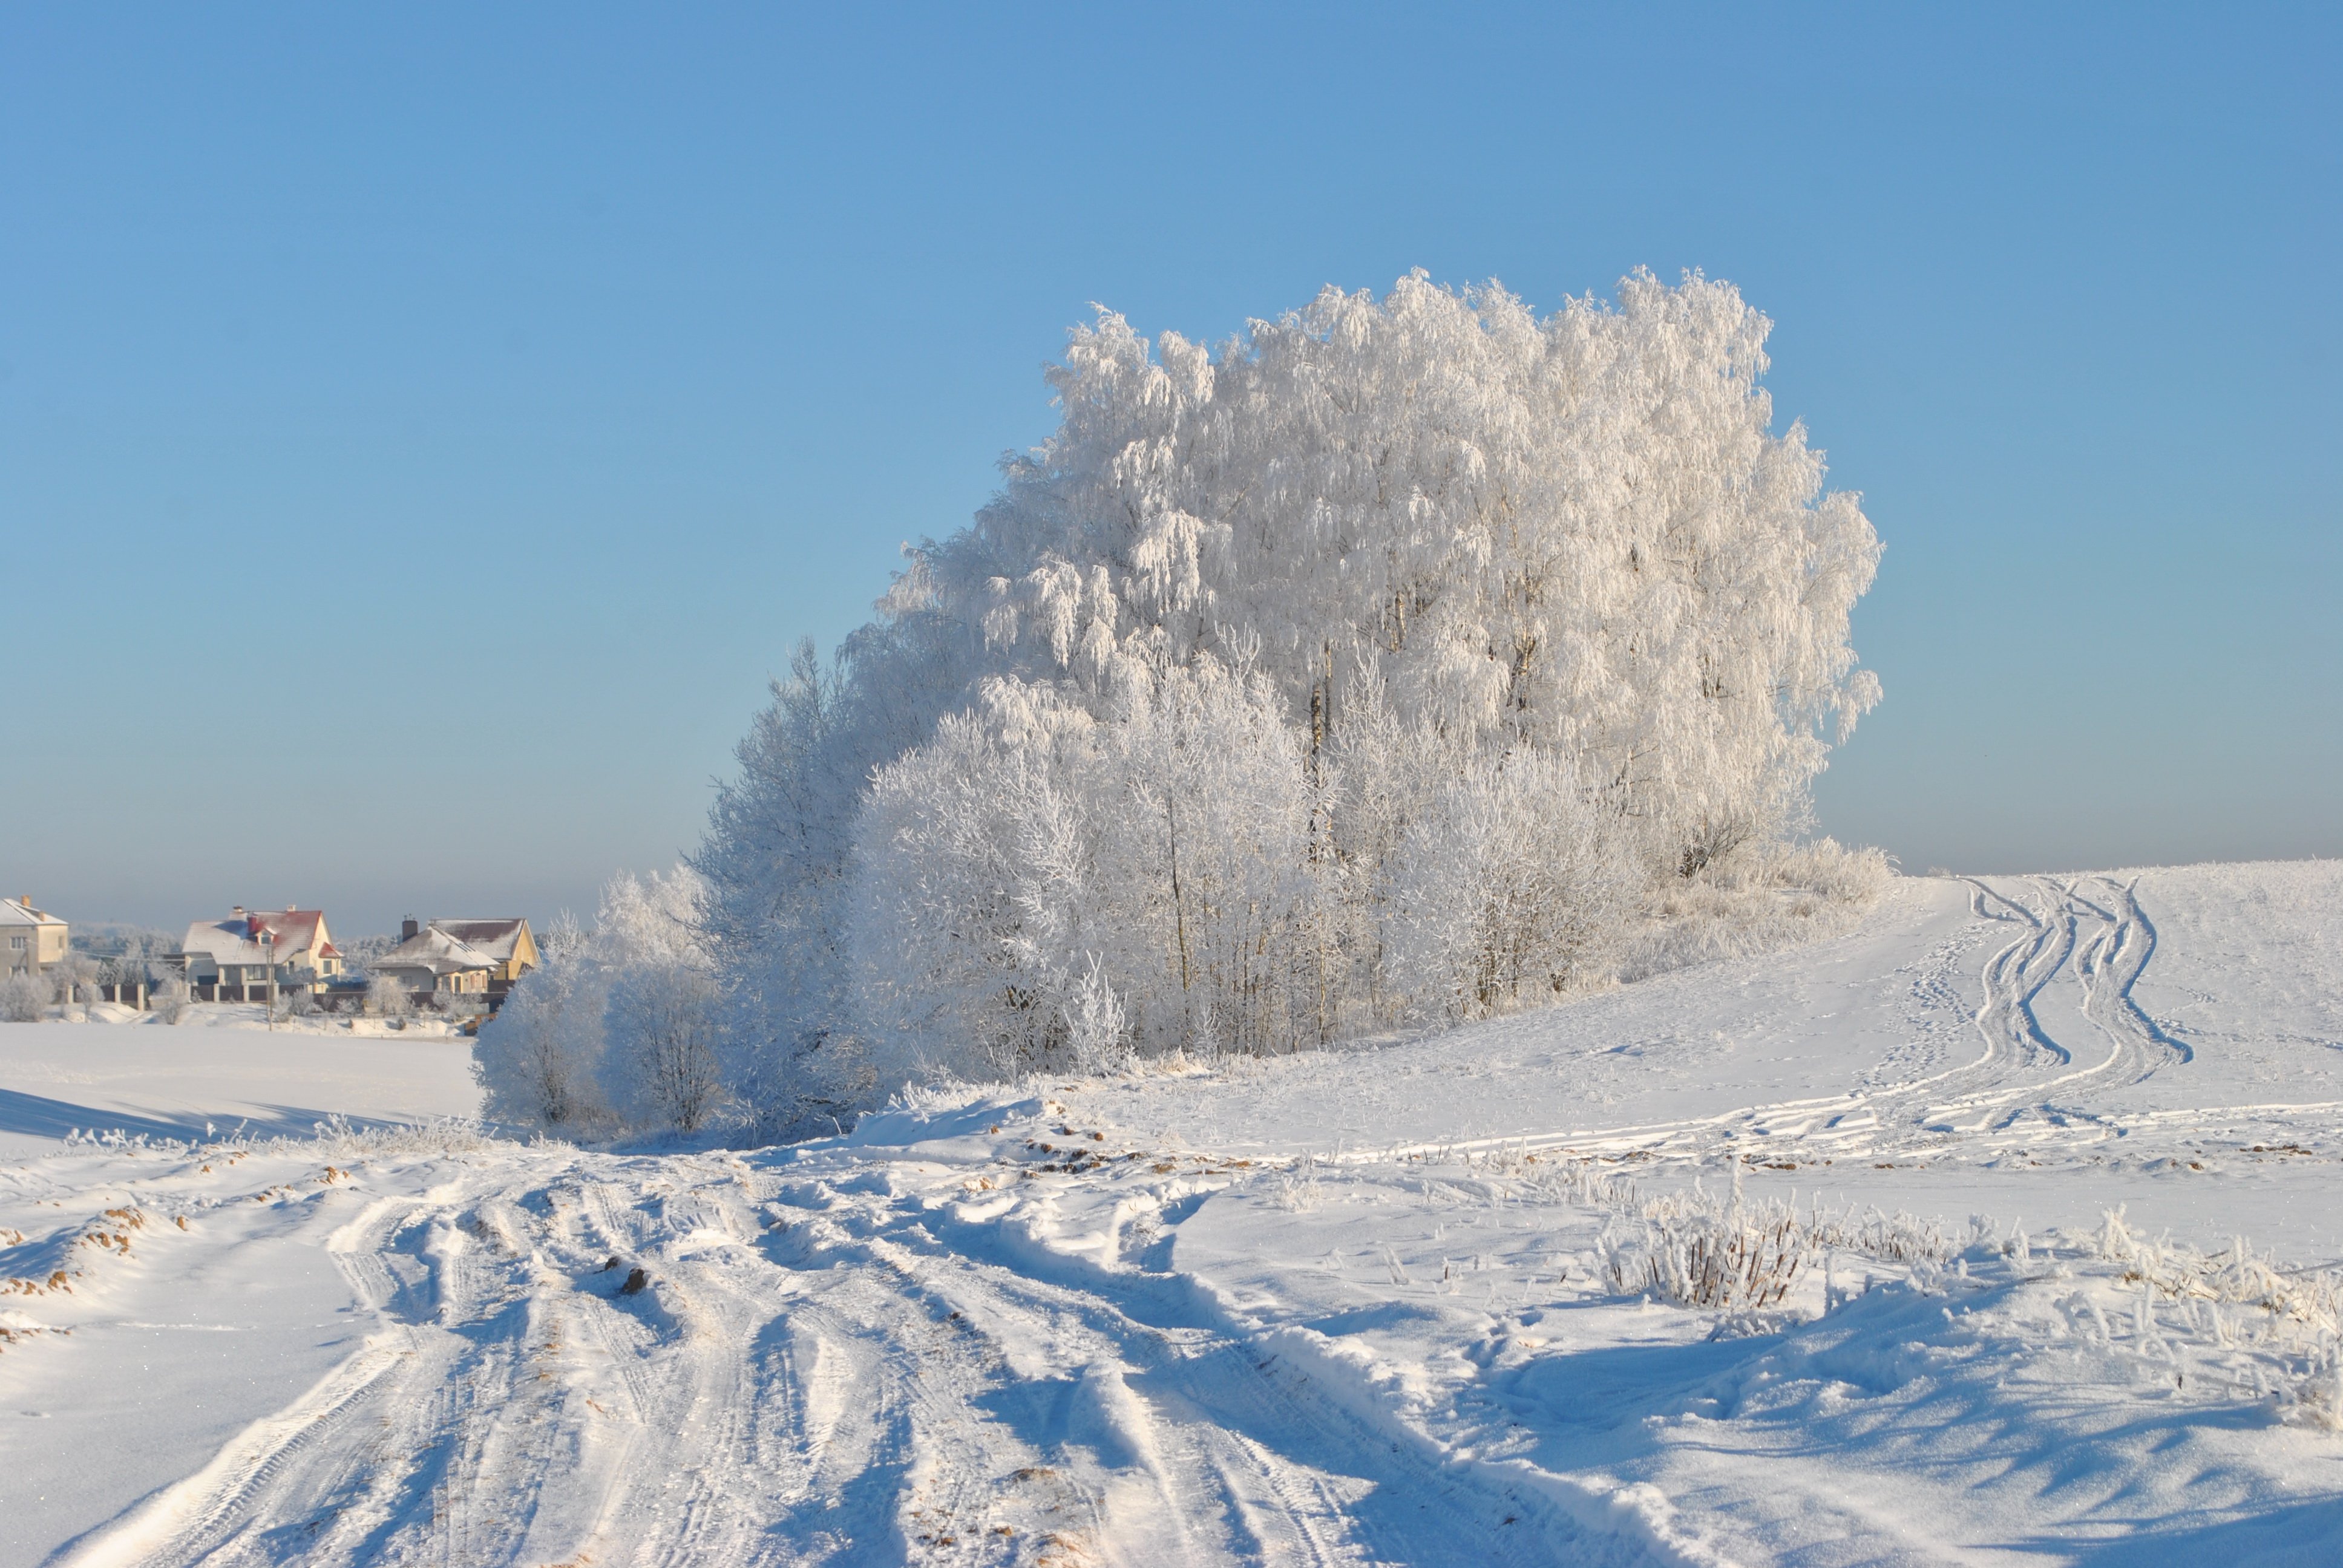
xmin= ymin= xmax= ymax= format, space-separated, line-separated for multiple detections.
xmin=5 ymin=863 xmax=2343 ymax=1566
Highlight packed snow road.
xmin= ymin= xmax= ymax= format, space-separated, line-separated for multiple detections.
xmin=7 ymin=861 xmax=2343 ymax=1566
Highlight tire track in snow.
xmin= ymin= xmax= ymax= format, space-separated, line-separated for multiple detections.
xmin=2071 ymin=878 xmax=2192 ymax=1069
xmin=45 ymin=1132 xmax=1726 ymax=1567
xmin=1346 ymin=875 xmax=2205 ymax=1173
xmin=52 ymin=1160 xmax=601 ymax=1568
xmin=838 ymin=1181 xmax=1657 ymax=1566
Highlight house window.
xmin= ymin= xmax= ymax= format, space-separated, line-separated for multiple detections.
xmin=8 ymin=936 xmax=22 ymax=950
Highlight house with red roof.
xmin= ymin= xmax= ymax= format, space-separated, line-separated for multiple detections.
xmin=172 ymin=907 xmax=346 ymax=999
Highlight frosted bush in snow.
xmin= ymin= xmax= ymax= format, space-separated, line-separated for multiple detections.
xmin=591 ymin=867 xmax=726 ymax=1131
xmin=51 ymin=952 xmax=101 ymax=1005
xmin=1384 ymin=747 xmax=1634 ymax=1022
xmin=1061 ymin=955 xmax=1129 ymax=1077
xmin=1623 ymin=837 xmax=1893 ymax=981
xmin=152 ymin=975 xmax=191 ymax=1024
xmin=605 ymin=961 xmax=724 ymax=1134
xmin=367 ymin=974 xmax=412 ymax=1018
xmin=851 ymin=659 xmax=1320 ymax=1088
xmin=475 ymin=868 xmax=723 ymax=1137
xmin=474 ymin=928 xmax=610 ymax=1133
xmin=1770 ymin=837 xmax=1893 ymax=904
xmin=0 ymin=973 xmax=46 ymax=1022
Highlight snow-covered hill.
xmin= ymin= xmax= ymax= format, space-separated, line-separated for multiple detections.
xmin=4 ymin=863 xmax=2341 ymax=1566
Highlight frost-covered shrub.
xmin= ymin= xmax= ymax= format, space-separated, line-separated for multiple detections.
xmin=1769 ymin=838 xmax=1893 ymax=904
xmin=851 ymin=659 xmax=1319 ymax=1088
xmin=698 ymin=270 xmax=1886 ymax=1120
xmin=151 ymin=975 xmax=191 ymax=1024
xmin=605 ymin=961 xmax=723 ymax=1133
xmin=1384 ymin=748 xmax=1636 ymax=1022
xmin=1622 ymin=838 xmax=1892 ymax=981
xmin=1603 ymin=1200 xmax=1810 ymax=1312
xmin=473 ymin=867 xmax=719 ymax=1138
xmin=51 ymin=952 xmax=101 ymax=1006
xmin=0 ymin=973 xmax=47 ymax=1022
xmin=367 ymin=974 xmax=411 ymax=1018
xmin=474 ymin=914 xmax=614 ymax=1134
xmin=592 ymin=867 xmax=724 ymax=1133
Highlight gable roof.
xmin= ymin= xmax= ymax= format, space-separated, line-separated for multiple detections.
xmin=376 ymin=925 xmax=499 ymax=978
xmin=177 ymin=909 xmax=332 ymax=966
xmin=0 ymin=900 xmax=64 ymax=929
xmin=254 ymin=909 xmax=329 ymax=956
xmin=428 ymin=919 xmax=529 ymax=964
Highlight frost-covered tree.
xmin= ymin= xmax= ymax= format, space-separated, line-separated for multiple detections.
xmin=474 ymin=914 xmax=611 ymax=1132
xmin=850 ymin=657 xmax=1322 ymax=1082
xmin=597 ymin=866 xmax=723 ymax=1134
xmin=1383 ymin=746 xmax=1636 ymax=1022
xmin=50 ymin=952 xmax=101 ymax=1006
xmin=698 ymin=269 xmax=1885 ymax=1110
xmin=367 ymin=973 xmax=412 ymax=1019
xmin=473 ymin=867 xmax=723 ymax=1138
xmin=931 ymin=269 xmax=1879 ymax=869
xmin=606 ymin=962 xmax=723 ymax=1133
xmin=152 ymin=974 xmax=192 ymax=1024
xmin=0 ymin=973 xmax=46 ymax=1022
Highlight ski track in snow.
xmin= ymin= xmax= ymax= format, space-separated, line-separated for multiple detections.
xmin=12 ymin=862 xmax=2343 ymax=1565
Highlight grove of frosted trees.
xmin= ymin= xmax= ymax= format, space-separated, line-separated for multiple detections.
xmin=480 ymin=269 xmax=1886 ymax=1140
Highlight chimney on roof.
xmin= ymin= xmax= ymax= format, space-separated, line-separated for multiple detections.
xmin=233 ymin=906 xmax=245 ymax=918
xmin=401 ymin=917 xmax=419 ymax=941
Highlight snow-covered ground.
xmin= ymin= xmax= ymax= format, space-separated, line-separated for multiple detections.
xmin=0 ymin=1012 xmax=479 ymax=1160
xmin=5 ymin=863 xmax=2343 ymax=1565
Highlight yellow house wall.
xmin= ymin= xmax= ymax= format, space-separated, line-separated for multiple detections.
xmin=301 ymin=913 xmax=341 ymax=976
xmin=497 ymin=922 xmax=540 ymax=981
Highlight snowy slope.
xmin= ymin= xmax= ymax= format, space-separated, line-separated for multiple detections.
xmin=5 ymin=863 xmax=2343 ymax=1566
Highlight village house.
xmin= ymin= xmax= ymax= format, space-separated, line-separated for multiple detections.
xmin=421 ymin=918 xmax=539 ymax=999
xmin=172 ymin=907 xmax=345 ymax=1000
xmin=372 ymin=915 xmax=539 ymax=1000
xmin=1 ymin=897 xmax=69 ymax=979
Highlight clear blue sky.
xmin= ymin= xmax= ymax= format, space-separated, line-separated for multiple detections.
xmin=4 ymin=3 xmax=2336 ymax=936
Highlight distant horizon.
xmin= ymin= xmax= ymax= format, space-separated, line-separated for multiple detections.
xmin=37 ymin=845 xmax=2343 ymax=949
xmin=8 ymin=4 xmax=2336 ymax=929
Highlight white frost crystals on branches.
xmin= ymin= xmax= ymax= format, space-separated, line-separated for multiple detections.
xmin=850 ymin=659 xmax=1320 ymax=1082
xmin=1384 ymin=745 xmax=1636 ymax=1024
xmin=0 ymin=972 xmax=46 ymax=1024
xmin=473 ymin=866 xmax=722 ymax=1138
xmin=686 ymin=268 xmax=1886 ymax=1128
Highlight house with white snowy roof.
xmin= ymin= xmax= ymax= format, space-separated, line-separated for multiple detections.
xmin=421 ymin=919 xmax=539 ymax=991
xmin=173 ymin=907 xmax=345 ymax=996
xmin=372 ymin=917 xmax=539 ymax=1001
xmin=1 ymin=897 xmax=68 ymax=979
xmin=372 ymin=923 xmax=499 ymax=997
